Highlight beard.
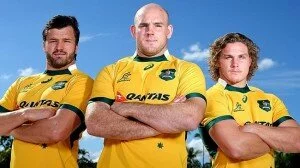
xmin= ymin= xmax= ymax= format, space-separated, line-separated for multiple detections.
xmin=46 ymin=50 xmax=76 ymax=69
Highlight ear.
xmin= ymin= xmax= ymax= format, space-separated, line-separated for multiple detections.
xmin=167 ymin=24 xmax=173 ymax=39
xmin=130 ymin=25 xmax=137 ymax=39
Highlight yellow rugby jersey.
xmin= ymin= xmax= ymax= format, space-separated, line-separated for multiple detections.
xmin=90 ymin=51 xmax=206 ymax=168
xmin=201 ymin=79 xmax=293 ymax=168
xmin=0 ymin=64 xmax=93 ymax=168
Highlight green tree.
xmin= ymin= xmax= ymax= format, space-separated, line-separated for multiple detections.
xmin=187 ymin=146 xmax=202 ymax=168
xmin=0 ymin=136 xmax=13 ymax=168
xmin=275 ymin=151 xmax=300 ymax=168
xmin=78 ymin=148 xmax=97 ymax=168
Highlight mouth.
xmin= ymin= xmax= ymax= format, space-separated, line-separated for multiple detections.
xmin=53 ymin=52 xmax=66 ymax=57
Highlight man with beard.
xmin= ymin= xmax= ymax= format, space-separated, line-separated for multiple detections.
xmin=86 ymin=3 xmax=207 ymax=168
xmin=0 ymin=15 xmax=93 ymax=168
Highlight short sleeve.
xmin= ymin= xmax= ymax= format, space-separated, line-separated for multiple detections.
xmin=271 ymin=94 xmax=293 ymax=127
xmin=0 ymin=78 xmax=22 ymax=112
xmin=89 ymin=65 xmax=115 ymax=106
xmin=59 ymin=74 xmax=93 ymax=118
xmin=202 ymin=89 xmax=234 ymax=131
xmin=177 ymin=62 xmax=206 ymax=102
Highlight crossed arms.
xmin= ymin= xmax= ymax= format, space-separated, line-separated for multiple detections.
xmin=85 ymin=96 xmax=206 ymax=140
xmin=0 ymin=107 xmax=81 ymax=144
xmin=209 ymin=118 xmax=300 ymax=161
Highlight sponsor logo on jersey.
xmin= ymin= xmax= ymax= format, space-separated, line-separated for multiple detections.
xmin=257 ymin=100 xmax=271 ymax=112
xmin=245 ymin=121 xmax=272 ymax=126
xmin=20 ymin=83 xmax=33 ymax=93
xmin=41 ymin=77 xmax=53 ymax=84
xmin=117 ymin=72 xmax=131 ymax=83
xmin=242 ymin=95 xmax=248 ymax=103
xmin=116 ymin=92 xmax=126 ymax=102
xmin=144 ymin=63 xmax=154 ymax=70
xmin=52 ymin=81 xmax=67 ymax=90
xmin=19 ymin=100 xmax=60 ymax=108
xmin=117 ymin=92 xmax=170 ymax=102
xmin=159 ymin=69 xmax=176 ymax=81
xmin=233 ymin=102 xmax=244 ymax=112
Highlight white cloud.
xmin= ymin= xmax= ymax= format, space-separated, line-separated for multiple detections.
xmin=18 ymin=67 xmax=37 ymax=76
xmin=258 ymin=58 xmax=276 ymax=71
xmin=0 ymin=74 xmax=12 ymax=80
xmin=182 ymin=43 xmax=209 ymax=62
xmin=81 ymin=130 xmax=99 ymax=140
xmin=79 ymin=33 xmax=110 ymax=43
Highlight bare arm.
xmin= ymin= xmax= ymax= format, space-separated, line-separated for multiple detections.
xmin=241 ymin=119 xmax=300 ymax=153
xmin=0 ymin=108 xmax=55 ymax=136
xmin=10 ymin=108 xmax=80 ymax=144
xmin=85 ymin=102 xmax=161 ymax=140
xmin=210 ymin=120 xmax=271 ymax=161
xmin=111 ymin=97 xmax=206 ymax=133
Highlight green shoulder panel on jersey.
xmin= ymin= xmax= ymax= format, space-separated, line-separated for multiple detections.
xmin=0 ymin=105 xmax=10 ymax=113
xmin=89 ymin=97 xmax=115 ymax=106
xmin=273 ymin=116 xmax=294 ymax=127
xmin=186 ymin=93 xmax=207 ymax=103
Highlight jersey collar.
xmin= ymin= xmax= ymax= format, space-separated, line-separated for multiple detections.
xmin=218 ymin=78 xmax=251 ymax=93
xmin=133 ymin=50 xmax=170 ymax=62
xmin=44 ymin=64 xmax=77 ymax=76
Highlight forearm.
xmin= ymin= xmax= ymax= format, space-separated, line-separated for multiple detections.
xmin=211 ymin=121 xmax=270 ymax=161
xmin=86 ymin=110 xmax=160 ymax=140
xmin=11 ymin=118 xmax=59 ymax=144
xmin=10 ymin=109 xmax=77 ymax=144
xmin=228 ymin=132 xmax=271 ymax=160
xmin=0 ymin=110 xmax=26 ymax=135
xmin=245 ymin=124 xmax=300 ymax=153
xmin=116 ymin=98 xmax=205 ymax=133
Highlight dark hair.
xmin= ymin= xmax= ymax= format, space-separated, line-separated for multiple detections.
xmin=208 ymin=32 xmax=259 ymax=81
xmin=42 ymin=15 xmax=80 ymax=45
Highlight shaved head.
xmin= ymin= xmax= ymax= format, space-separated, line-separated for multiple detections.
xmin=134 ymin=3 xmax=170 ymax=25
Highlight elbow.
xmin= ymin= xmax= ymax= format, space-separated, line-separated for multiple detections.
xmin=50 ymin=128 xmax=69 ymax=143
xmin=224 ymin=145 xmax=249 ymax=161
xmin=185 ymin=112 xmax=202 ymax=131
xmin=85 ymin=117 xmax=104 ymax=137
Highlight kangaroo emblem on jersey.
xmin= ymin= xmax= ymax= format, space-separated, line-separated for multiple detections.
xmin=117 ymin=72 xmax=131 ymax=83
xmin=52 ymin=81 xmax=67 ymax=90
xmin=159 ymin=69 xmax=176 ymax=81
xmin=257 ymin=100 xmax=271 ymax=112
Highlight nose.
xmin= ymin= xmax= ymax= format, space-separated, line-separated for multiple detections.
xmin=146 ymin=25 xmax=154 ymax=35
xmin=56 ymin=41 xmax=64 ymax=50
xmin=231 ymin=58 xmax=239 ymax=67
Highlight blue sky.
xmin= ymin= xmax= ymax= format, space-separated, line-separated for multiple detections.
xmin=1 ymin=0 xmax=299 ymax=162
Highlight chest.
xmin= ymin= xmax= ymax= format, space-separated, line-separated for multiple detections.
xmin=17 ymin=75 xmax=71 ymax=109
xmin=113 ymin=62 xmax=180 ymax=104
xmin=227 ymin=92 xmax=274 ymax=125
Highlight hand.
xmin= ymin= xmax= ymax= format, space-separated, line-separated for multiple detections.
xmin=22 ymin=108 xmax=56 ymax=122
xmin=240 ymin=123 xmax=260 ymax=134
xmin=111 ymin=102 xmax=131 ymax=117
